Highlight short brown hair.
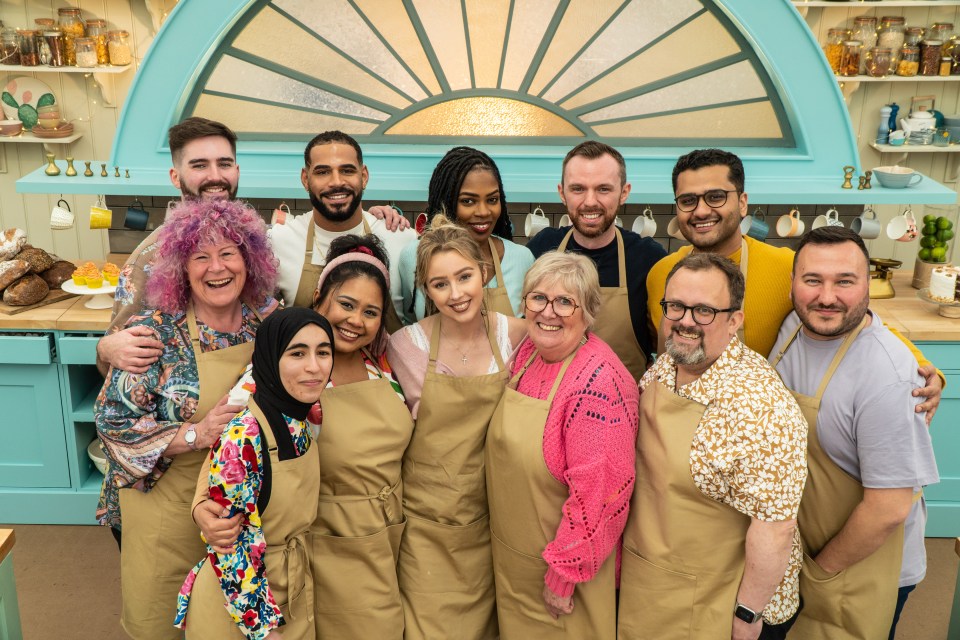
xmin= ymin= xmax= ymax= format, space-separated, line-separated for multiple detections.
xmin=168 ymin=117 xmax=237 ymax=165
xmin=665 ymin=253 xmax=744 ymax=310
xmin=561 ymin=140 xmax=627 ymax=186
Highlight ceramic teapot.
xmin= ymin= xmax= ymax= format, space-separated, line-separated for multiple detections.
xmin=899 ymin=110 xmax=936 ymax=136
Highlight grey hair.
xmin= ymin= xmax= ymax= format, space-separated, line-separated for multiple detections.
xmin=521 ymin=251 xmax=602 ymax=327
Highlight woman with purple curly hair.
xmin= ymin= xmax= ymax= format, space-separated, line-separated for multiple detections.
xmin=94 ymin=198 xmax=280 ymax=640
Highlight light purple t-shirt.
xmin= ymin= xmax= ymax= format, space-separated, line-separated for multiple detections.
xmin=771 ymin=310 xmax=939 ymax=588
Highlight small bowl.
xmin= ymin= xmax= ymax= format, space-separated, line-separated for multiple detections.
xmin=888 ymin=136 xmax=906 ymax=146
xmin=37 ymin=116 xmax=61 ymax=130
xmin=36 ymin=104 xmax=59 ymax=116
xmin=872 ymin=165 xmax=922 ymax=188
xmin=0 ymin=119 xmax=22 ymax=136
xmin=87 ymin=439 xmax=108 ymax=476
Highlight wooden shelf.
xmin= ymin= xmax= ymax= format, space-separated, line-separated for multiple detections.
xmin=838 ymin=75 xmax=960 ymax=82
xmin=0 ymin=63 xmax=130 ymax=74
xmin=794 ymin=1 xmax=960 ymax=6
xmin=871 ymin=141 xmax=960 ymax=152
xmin=0 ymin=131 xmax=81 ymax=144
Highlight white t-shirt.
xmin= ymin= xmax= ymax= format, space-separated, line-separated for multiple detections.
xmin=269 ymin=209 xmax=417 ymax=311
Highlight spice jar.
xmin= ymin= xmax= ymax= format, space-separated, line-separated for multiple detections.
xmin=16 ymin=30 xmax=39 ymax=66
xmin=840 ymin=40 xmax=862 ymax=77
xmin=878 ymin=16 xmax=907 ymax=51
xmin=898 ymin=44 xmax=920 ymax=76
xmin=865 ymin=47 xmax=893 ymax=77
xmin=853 ymin=17 xmax=878 ymax=73
xmin=921 ymin=39 xmax=943 ymax=75
xmin=824 ymin=28 xmax=846 ymax=73
xmin=57 ymin=7 xmax=84 ymax=66
xmin=905 ymin=27 xmax=925 ymax=47
xmin=0 ymin=28 xmax=20 ymax=65
xmin=107 ymin=29 xmax=131 ymax=65
xmin=74 ymin=37 xmax=97 ymax=67
xmin=85 ymin=19 xmax=108 ymax=65
xmin=42 ymin=30 xmax=65 ymax=67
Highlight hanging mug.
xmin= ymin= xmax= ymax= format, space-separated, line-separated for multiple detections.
xmin=559 ymin=214 xmax=571 ymax=227
xmin=776 ymin=208 xmax=805 ymax=238
xmin=415 ymin=212 xmax=428 ymax=235
xmin=739 ymin=208 xmax=769 ymax=241
xmin=89 ymin=196 xmax=113 ymax=229
xmin=123 ymin=198 xmax=149 ymax=231
xmin=524 ymin=206 xmax=550 ymax=237
xmin=50 ymin=198 xmax=74 ymax=230
xmin=886 ymin=207 xmax=918 ymax=242
xmin=272 ymin=202 xmax=290 ymax=226
xmin=667 ymin=216 xmax=686 ymax=240
xmin=851 ymin=206 xmax=881 ymax=239
xmin=632 ymin=207 xmax=657 ymax=238
xmin=812 ymin=207 xmax=843 ymax=230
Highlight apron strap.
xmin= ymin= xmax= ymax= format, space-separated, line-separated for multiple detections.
xmin=557 ymin=228 xmax=574 ymax=253
xmin=508 ymin=341 xmax=583 ymax=399
xmin=427 ymin=319 xmax=442 ymax=372
xmin=508 ymin=349 xmax=540 ymax=388
xmin=558 ymin=228 xmax=626 ymax=288
xmin=362 ymin=215 xmax=372 ymax=235
xmin=186 ymin=302 xmax=203 ymax=353
xmin=487 ymin=236 xmax=506 ymax=288
xmin=304 ymin=219 xmax=316 ymax=264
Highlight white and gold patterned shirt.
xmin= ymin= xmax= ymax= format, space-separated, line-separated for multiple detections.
xmin=639 ymin=336 xmax=808 ymax=624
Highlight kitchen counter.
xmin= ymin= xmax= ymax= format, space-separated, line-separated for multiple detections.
xmin=871 ymin=271 xmax=960 ymax=341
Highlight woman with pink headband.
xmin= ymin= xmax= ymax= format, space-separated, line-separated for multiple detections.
xmin=194 ymin=234 xmax=412 ymax=639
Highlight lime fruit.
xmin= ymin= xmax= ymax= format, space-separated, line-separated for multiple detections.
xmin=923 ymin=223 xmax=938 ymax=236
xmin=936 ymin=217 xmax=953 ymax=230
xmin=937 ymin=229 xmax=955 ymax=242
xmin=931 ymin=246 xmax=947 ymax=261
xmin=924 ymin=214 xmax=937 ymax=225
xmin=920 ymin=236 xmax=936 ymax=248
xmin=919 ymin=248 xmax=933 ymax=260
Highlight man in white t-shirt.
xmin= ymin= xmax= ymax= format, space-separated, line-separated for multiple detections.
xmin=270 ymin=131 xmax=416 ymax=315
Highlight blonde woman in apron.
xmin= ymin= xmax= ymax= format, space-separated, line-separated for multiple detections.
xmin=388 ymin=215 xmax=527 ymax=640
xmin=94 ymin=199 xmax=279 ymax=640
xmin=176 ymin=308 xmax=334 ymax=639
xmin=399 ymin=146 xmax=534 ymax=322
xmin=485 ymin=252 xmax=638 ymax=639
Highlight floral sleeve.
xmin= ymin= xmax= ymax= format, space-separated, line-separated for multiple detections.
xmin=174 ymin=410 xmax=283 ymax=640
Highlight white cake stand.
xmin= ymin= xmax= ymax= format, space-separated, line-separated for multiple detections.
xmin=62 ymin=280 xmax=117 ymax=309
xmin=917 ymin=288 xmax=960 ymax=319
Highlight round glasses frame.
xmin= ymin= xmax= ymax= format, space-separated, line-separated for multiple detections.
xmin=524 ymin=292 xmax=580 ymax=317
xmin=659 ymin=299 xmax=738 ymax=325
xmin=673 ymin=189 xmax=740 ymax=212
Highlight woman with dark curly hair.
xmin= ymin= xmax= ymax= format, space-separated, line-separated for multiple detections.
xmin=398 ymin=146 xmax=534 ymax=321
xmin=94 ymin=198 xmax=279 ymax=640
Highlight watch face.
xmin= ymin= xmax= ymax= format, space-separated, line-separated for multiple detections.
xmin=184 ymin=428 xmax=197 ymax=444
xmin=734 ymin=605 xmax=760 ymax=624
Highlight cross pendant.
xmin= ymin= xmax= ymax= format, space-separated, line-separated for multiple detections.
xmin=461 ymin=355 xmax=468 ymax=364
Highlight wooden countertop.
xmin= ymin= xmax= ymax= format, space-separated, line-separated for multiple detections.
xmin=57 ymin=295 xmax=112 ymax=332
xmin=870 ymin=272 xmax=960 ymax=342
xmin=0 ymin=296 xmax=79 ymax=330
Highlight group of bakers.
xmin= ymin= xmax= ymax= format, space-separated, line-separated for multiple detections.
xmin=93 ymin=117 xmax=943 ymax=640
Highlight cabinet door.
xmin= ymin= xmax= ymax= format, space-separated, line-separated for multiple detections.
xmin=918 ymin=342 xmax=960 ymax=536
xmin=0 ymin=363 xmax=69 ymax=487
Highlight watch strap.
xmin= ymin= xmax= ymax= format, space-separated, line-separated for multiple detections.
xmin=734 ymin=603 xmax=763 ymax=624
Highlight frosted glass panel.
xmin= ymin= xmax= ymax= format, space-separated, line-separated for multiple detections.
xmin=233 ymin=6 xmax=411 ymax=109
xmin=560 ymin=12 xmax=738 ymax=110
xmin=500 ymin=0 xmax=562 ymax=90
xmin=206 ymin=56 xmax=390 ymax=121
xmin=581 ymin=60 xmax=766 ymax=122
xmin=386 ymin=97 xmax=582 ymax=136
xmin=194 ymin=94 xmax=378 ymax=134
xmin=353 ymin=0 xmax=441 ymax=95
xmin=593 ymin=101 xmax=780 ymax=138
xmin=411 ymin=0 xmax=471 ymax=90
xmin=465 ymin=0 xmax=511 ymax=88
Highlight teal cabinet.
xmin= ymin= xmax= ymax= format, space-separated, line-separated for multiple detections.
xmin=920 ymin=342 xmax=960 ymax=537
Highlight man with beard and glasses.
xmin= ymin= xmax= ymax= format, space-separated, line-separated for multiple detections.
xmin=526 ymin=141 xmax=666 ymax=381
xmin=618 ymin=253 xmax=807 ymax=640
xmin=646 ymin=148 xmax=944 ymax=424
xmin=770 ymin=228 xmax=938 ymax=640
xmin=270 ymin=130 xmax=416 ymax=332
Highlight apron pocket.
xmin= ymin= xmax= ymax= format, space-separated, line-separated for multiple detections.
xmin=398 ymin=513 xmax=493 ymax=593
xmin=793 ymin=551 xmax=847 ymax=632
xmin=618 ymin=547 xmax=696 ymax=639
xmin=490 ymin=531 xmax=564 ymax=631
xmin=311 ymin=520 xmax=405 ymax=613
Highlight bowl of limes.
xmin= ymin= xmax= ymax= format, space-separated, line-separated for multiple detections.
xmin=914 ymin=213 xmax=955 ymax=288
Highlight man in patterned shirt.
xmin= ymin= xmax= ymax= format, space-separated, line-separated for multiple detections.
xmin=618 ymin=253 xmax=807 ymax=640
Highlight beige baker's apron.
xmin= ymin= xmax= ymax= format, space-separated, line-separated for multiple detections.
xmin=119 ymin=304 xmax=258 ymax=640
xmin=398 ymin=318 xmax=508 ymax=640
xmin=293 ymin=217 xmax=403 ymax=333
xmin=618 ymin=380 xmax=751 ymax=639
xmin=309 ymin=355 xmax=415 ymax=639
xmin=185 ymin=399 xmax=320 ymax=639
xmin=558 ymin=228 xmax=645 ymax=381
xmin=486 ymin=347 xmax=616 ymax=639
xmin=483 ymin=236 xmax=515 ymax=317
xmin=772 ymin=318 xmax=913 ymax=639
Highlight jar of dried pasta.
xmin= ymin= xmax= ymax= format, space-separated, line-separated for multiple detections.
xmin=897 ymin=44 xmax=920 ymax=76
xmin=57 ymin=7 xmax=84 ymax=66
xmin=824 ymin=28 xmax=845 ymax=73
xmin=85 ymin=19 xmax=108 ymax=65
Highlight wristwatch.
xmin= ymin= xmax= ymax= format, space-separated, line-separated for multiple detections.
xmin=734 ymin=602 xmax=763 ymax=624
xmin=184 ymin=425 xmax=198 ymax=450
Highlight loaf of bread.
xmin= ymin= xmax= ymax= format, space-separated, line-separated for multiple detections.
xmin=3 ymin=274 xmax=49 ymax=305
xmin=40 ymin=260 xmax=75 ymax=289
xmin=0 ymin=228 xmax=26 ymax=261
xmin=0 ymin=259 xmax=30 ymax=291
xmin=15 ymin=246 xmax=55 ymax=274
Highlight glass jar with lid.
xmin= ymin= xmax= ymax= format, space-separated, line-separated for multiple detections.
xmin=921 ymin=39 xmax=943 ymax=75
xmin=85 ymin=19 xmax=108 ymax=65
xmin=865 ymin=47 xmax=893 ymax=77
xmin=824 ymin=28 xmax=846 ymax=73
xmin=905 ymin=27 xmax=925 ymax=48
xmin=853 ymin=17 xmax=878 ymax=73
xmin=898 ymin=44 xmax=920 ymax=76
xmin=878 ymin=16 xmax=907 ymax=52
xmin=42 ymin=29 xmax=65 ymax=67
xmin=840 ymin=40 xmax=863 ymax=77
xmin=74 ymin=37 xmax=97 ymax=67
xmin=931 ymin=22 xmax=956 ymax=56
xmin=57 ymin=7 xmax=84 ymax=66
xmin=16 ymin=30 xmax=39 ymax=66
xmin=107 ymin=30 xmax=131 ymax=66
xmin=33 ymin=18 xmax=55 ymax=30
xmin=0 ymin=28 xmax=20 ymax=65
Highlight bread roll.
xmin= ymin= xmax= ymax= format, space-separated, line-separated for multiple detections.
xmin=40 ymin=260 xmax=75 ymax=289
xmin=0 ymin=259 xmax=30 ymax=291
xmin=3 ymin=274 xmax=49 ymax=305
xmin=14 ymin=246 xmax=55 ymax=274
xmin=0 ymin=228 xmax=26 ymax=261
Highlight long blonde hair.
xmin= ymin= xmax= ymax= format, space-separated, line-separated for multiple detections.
xmin=415 ymin=213 xmax=489 ymax=317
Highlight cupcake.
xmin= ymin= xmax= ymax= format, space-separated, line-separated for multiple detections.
xmin=102 ymin=262 xmax=119 ymax=286
xmin=86 ymin=270 xmax=103 ymax=289
xmin=70 ymin=269 xmax=85 ymax=286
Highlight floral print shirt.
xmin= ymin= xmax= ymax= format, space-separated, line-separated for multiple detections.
xmin=94 ymin=299 xmax=277 ymax=529
xmin=174 ymin=408 xmax=311 ymax=640
xmin=640 ymin=337 xmax=808 ymax=624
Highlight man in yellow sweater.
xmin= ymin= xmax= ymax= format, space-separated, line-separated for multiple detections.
xmin=646 ymin=148 xmax=943 ymax=420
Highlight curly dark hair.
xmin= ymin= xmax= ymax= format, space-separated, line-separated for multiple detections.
xmin=425 ymin=146 xmax=513 ymax=239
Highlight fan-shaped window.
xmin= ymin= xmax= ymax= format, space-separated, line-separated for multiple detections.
xmin=185 ymin=0 xmax=792 ymax=146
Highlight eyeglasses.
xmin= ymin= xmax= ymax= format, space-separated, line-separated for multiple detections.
xmin=660 ymin=299 xmax=738 ymax=326
xmin=524 ymin=292 xmax=580 ymax=317
xmin=673 ymin=189 xmax=739 ymax=212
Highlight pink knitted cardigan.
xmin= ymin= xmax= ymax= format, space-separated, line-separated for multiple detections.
xmin=512 ymin=333 xmax=639 ymax=598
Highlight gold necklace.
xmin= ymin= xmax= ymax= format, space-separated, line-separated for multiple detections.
xmin=440 ymin=319 xmax=487 ymax=365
